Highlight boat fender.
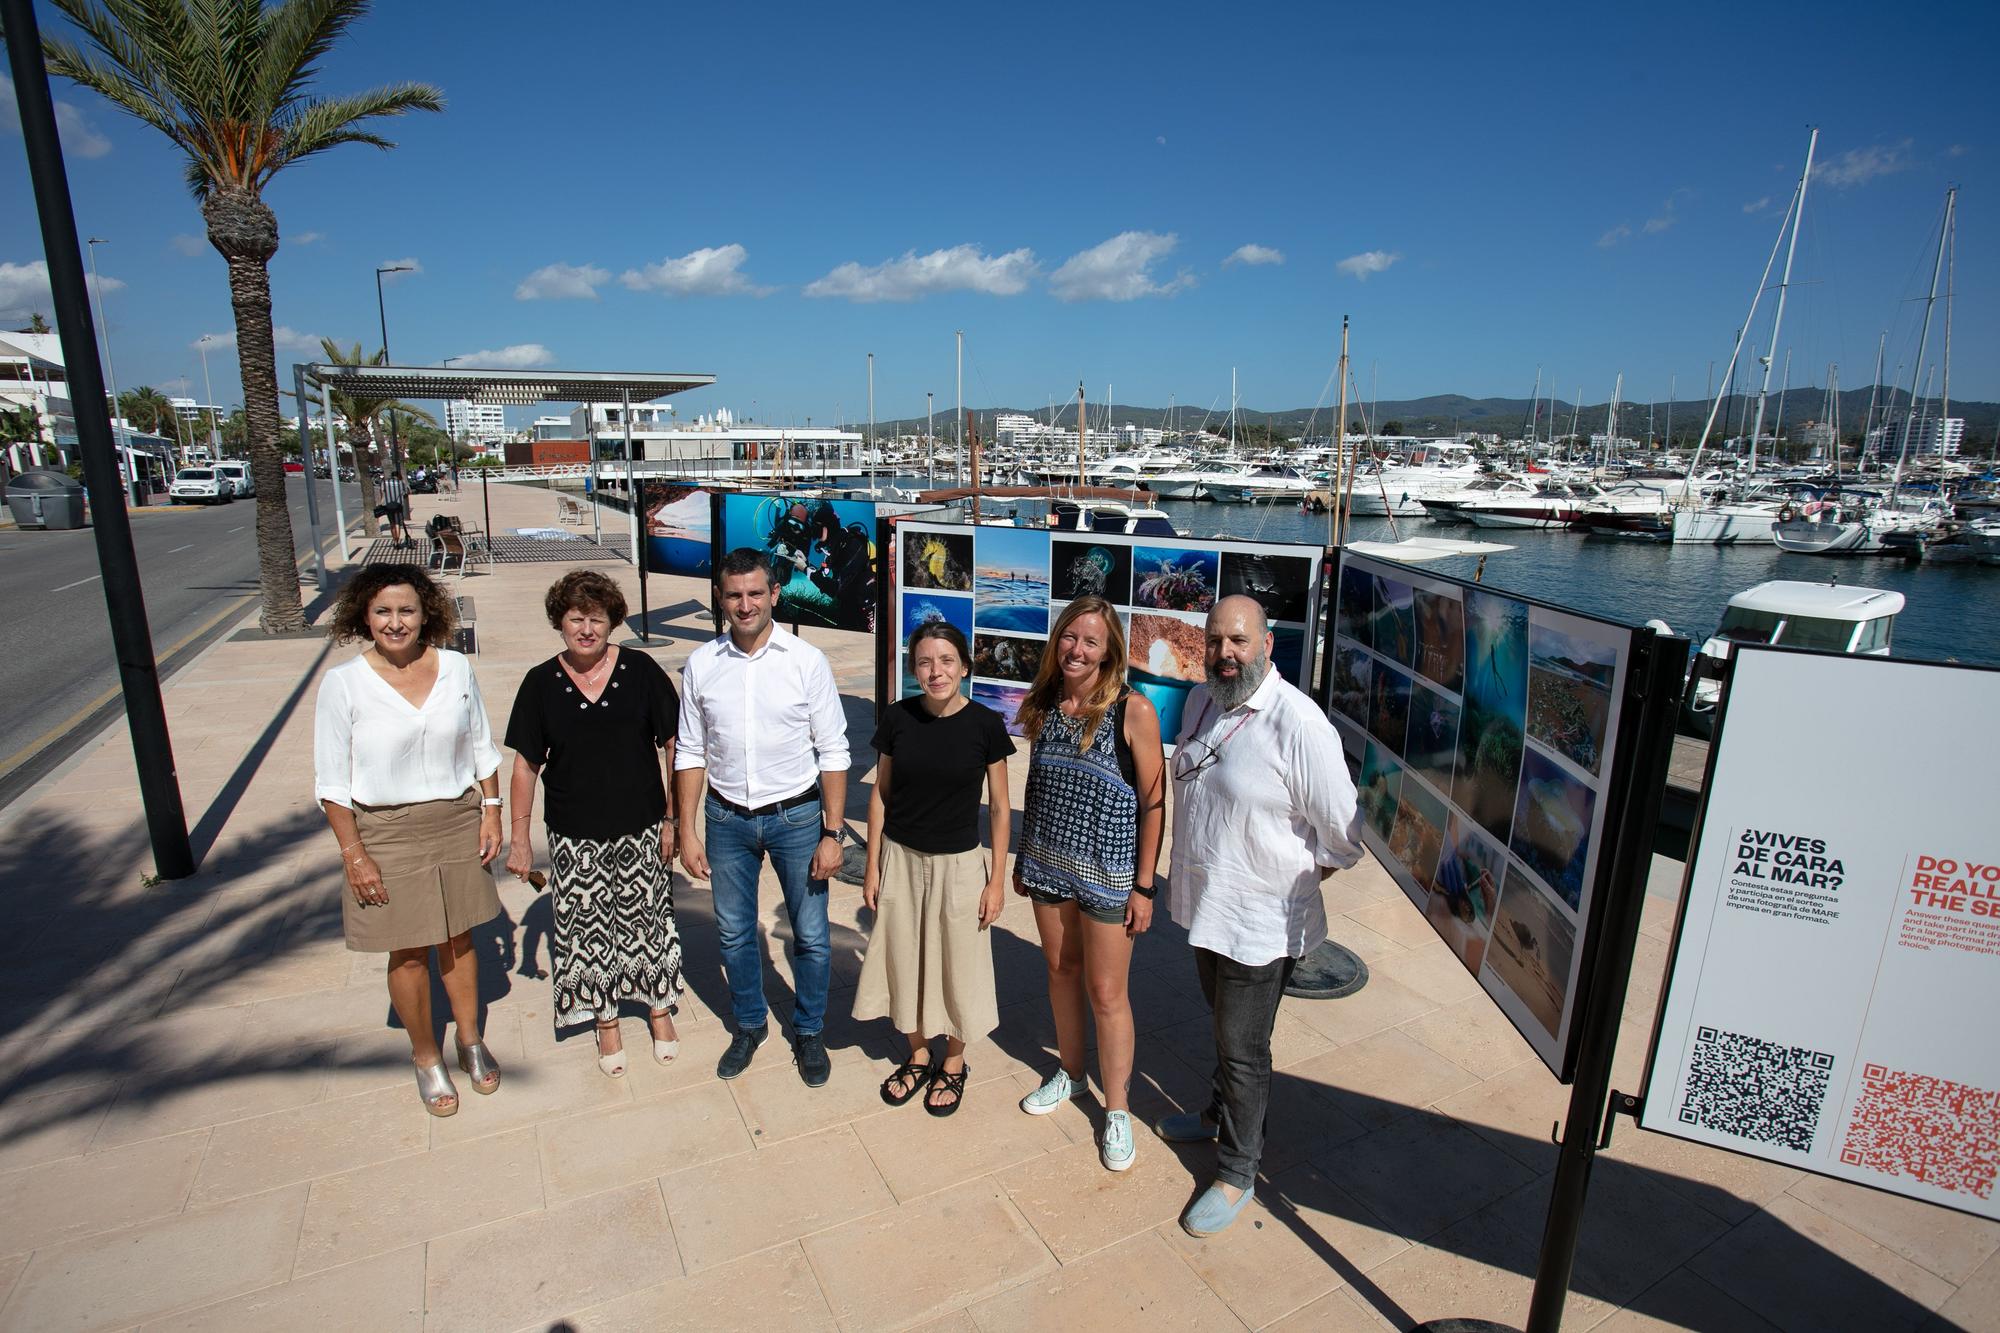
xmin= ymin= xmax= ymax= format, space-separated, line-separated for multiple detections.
xmin=1777 ymin=504 xmax=1797 ymax=522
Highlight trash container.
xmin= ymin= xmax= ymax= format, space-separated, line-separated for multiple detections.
xmin=5 ymin=470 xmax=88 ymax=529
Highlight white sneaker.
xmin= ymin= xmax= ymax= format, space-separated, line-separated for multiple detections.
xmin=1100 ymin=1109 xmax=1136 ymax=1171
xmin=1020 ymin=1067 xmax=1086 ymax=1115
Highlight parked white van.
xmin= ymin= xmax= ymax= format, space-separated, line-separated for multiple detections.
xmin=169 ymin=466 xmax=232 ymax=505
xmin=214 ymin=461 xmax=254 ymax=498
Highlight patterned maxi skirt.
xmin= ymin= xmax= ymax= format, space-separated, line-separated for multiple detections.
xmin=548 ymin=820 xmax=684 ymax=1026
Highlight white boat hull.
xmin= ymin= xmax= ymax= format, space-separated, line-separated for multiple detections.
xmin=1772 ymin=516 xmax=1875 ymax=554
xmin=1670 ymin=506 xmax=1778 ymax=545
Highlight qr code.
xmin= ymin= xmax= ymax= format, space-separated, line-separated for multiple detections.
xmin=1840 ymin=1063 xmax=1999 ymax=1200
xmin=1677 ymin=1026 xmax=1833 ymax=1152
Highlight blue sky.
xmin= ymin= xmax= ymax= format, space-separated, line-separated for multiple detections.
xmin=3 ymin=0 xmax=1995 ymax=428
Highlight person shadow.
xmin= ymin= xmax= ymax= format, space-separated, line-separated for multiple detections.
xmin=385 ymin=902 xmax=518 ymax=1047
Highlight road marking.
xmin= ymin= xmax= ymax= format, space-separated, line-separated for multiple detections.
xmin=229 ymin=525 xmax=244 ymax=533
xmin=169 ymin=543 xmax=194 ymax=553
xmin=51 ymin=575 xmax=102 ymax=592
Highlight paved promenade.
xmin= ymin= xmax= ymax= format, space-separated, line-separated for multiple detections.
xmin=0 ymin=481 xmax=1992 ymax=1331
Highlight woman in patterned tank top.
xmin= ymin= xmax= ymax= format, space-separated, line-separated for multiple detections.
xmin=1012 ymin=595 xmax=1167 ymax=1172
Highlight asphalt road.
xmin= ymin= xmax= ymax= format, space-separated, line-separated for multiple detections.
xmin=0 ymin=475 xmax=365 ymax=810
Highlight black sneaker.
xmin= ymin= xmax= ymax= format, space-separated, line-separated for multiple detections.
xmin=717 ymin=1026 xmax=767 ymax=1080
xmin=794 ymin=1032 xmax=831 ymax=1087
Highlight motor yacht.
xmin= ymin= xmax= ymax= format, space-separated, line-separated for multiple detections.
xmin=1673 ymin=581 xmax=1904 ymax=737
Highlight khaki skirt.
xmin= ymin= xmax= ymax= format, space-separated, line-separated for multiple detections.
xmin=343 ymin=789 xmax=501 ymax=952
xmin=853 ymin=838 xmax=998 ymax=1040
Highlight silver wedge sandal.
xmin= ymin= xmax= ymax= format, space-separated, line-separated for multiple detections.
xmin=455 ymin=1037 xmax=502 ymax=1094
xmin=414 ymin=1060 xmax=460 ymax=1117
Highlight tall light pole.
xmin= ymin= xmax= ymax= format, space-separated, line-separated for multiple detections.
xmin=85 ymin=237 xmax=130 ymax=495
xmin=375 ymin=263 xmax=412 ymax=474
xmin=196 ymin=333 xmax=221 ymax=454
xmin=440 ymin=356 xmax=462 ymax=479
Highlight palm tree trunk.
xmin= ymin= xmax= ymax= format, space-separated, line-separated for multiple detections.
xmin=204 ymin=188 xmax=305 ymax=633
xmin=352 ymin=417 xmax=381 ymax=529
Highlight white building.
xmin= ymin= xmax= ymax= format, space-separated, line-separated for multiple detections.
xmin=994 ymin=411 xmax=1127 ymax=452
xmin=445 ymin=399 xmax=508 ymax=444
xmin=0 ymin=332 xmax=75 ymax=474
xmin=1929 ymin=416 xmax=1965 ymax=457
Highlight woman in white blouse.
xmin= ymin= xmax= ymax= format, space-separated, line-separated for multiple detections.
xmin=315 ymin=565 xmax=506 ymax=1116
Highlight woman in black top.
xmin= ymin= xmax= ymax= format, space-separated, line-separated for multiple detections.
xmin=855 ymin=620 xmax=1016 ymax=1115
xmin=505 ymin=571 xmax=683 ymax=1077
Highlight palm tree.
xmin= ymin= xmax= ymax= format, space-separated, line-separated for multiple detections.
xmin=118 ymin=385 xmax=174 ymax=436
xmin=313 ymin=337 xmax=434 ymax=529
xmin=41 ymin=1 xmax=442 ymax=631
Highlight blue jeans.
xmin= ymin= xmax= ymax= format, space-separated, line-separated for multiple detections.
xmin=705 ymin=792 xmax=830 ymax=1037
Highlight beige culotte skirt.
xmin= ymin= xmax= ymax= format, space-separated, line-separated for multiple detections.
xmin=852 ymin=838 xmax=998 ymax=1040
xmin=342 ymin=788 xmax=501 ymax=953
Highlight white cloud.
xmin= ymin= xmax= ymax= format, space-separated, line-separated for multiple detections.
xmin=515 ymin=262 xmax=610 ymax=301
xmin=1336 ymin=249 xmax=1401 ymax=279
xmin=377 ymin=257 xmax=422 ymax=279
xmin=1223 ymin=243 xmax=1285 ymax=268
xmin=1947 ymin=143 xmax=1969 ymax=158
xmin=1816 ymin=141 xmax=1912 ymax=189
xmin=1742 ymin=197 xmax=1772 ymax=215
xmin=1597 ymin=226 xmax=1632 ymax=248
xmin=620 ymin=244 xmax=771 ymax=298
xmin=1642 ymin=214 xmax=1677 ymax=235
xmin=803 ymin=245 xmax=1038 ymax=302
xmin=0 ymin=75 xmax=112 ymax=158
xmin=1048 ymin=231 xmax=1193 ymax=302
xmin=292 ymin=231 xmax=324 ymax=246
xmin=1156 ymin=135 xmax=1167 ymax=146
xmin=0 ymin=259 xmax=123 ymax=318
xmin=451 ymin=343 xmax=556 ymax=369
xmin=169 ymin=234 xmax=207 ymax=257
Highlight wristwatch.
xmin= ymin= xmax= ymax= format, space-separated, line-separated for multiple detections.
xmin=480 ymin=797 xmax=503 ymax=807
xmin=1130 ymin=882 xmax=1156 ymax=899
xmin=821 ymin=827 xmax=844 ymax=843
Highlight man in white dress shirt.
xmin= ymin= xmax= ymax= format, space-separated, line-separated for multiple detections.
xmin=677 ymin=548 xmax=852 ymax=1086
xmin=1161 ymin=594 xmax=1365 ymax=1236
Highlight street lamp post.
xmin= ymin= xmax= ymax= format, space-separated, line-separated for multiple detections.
xmin=374 ymin=263 xmax=412 ymax=476
xmin=85 ymin=237 xmax=132 ymax=501
xmin=197 ymin=334 xmax=221 ymax=455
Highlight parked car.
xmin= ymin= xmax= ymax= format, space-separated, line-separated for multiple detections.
xmin=283 ymin=460 xmax=305 ymax=474
xmin=213 ymin=461 xmax=254 ymax=498
xmin=169 ymin=466 xmax=233 ymax=505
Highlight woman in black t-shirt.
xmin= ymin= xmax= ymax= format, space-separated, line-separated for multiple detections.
xmin=855 ymin=620 xmax=1015 ymax=1116
xmin=504 ymin=571 xmax=683 ymax=1078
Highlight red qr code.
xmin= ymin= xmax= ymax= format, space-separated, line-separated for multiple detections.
xmin=1839 ymin=1063 xmax=2000 ymax=1200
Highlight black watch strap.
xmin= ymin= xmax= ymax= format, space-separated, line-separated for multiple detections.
xmin=1130 ymin=882 xmax=1156 ymax=899
xmin=821 ymin=827 xmax=843 ymax=842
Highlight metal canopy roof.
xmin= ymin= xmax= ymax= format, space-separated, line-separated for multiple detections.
xmin=297 ymin=363 xmax=714 ymax=406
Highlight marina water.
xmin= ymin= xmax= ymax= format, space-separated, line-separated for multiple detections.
xmin=923 ymin=485 xmax=2000 ymax=668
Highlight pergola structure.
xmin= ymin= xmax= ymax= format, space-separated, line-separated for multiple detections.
xmin=290 ymin=362 xmax=715 ymax=629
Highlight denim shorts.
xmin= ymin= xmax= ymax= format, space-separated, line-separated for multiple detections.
xmin=1025 ymin=887 xmax=1127 ymax=926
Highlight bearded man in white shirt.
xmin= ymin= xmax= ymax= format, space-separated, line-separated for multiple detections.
xmin=1161 ymin=594 xmax=1365 ymax=1236
xmin=677 ymin=548 xmax=852 ymax=1087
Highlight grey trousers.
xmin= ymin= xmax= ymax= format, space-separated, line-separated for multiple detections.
xmin=1196 ymin=947 xmax=1297 ymax=1190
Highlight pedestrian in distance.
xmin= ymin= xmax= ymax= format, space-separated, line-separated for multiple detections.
xmin=1161 ymin=595 xmax=1365 ymax=1235
xmin=855 ymin=620 xmax=1015 ymax=1115
xmin=675 ymin=548 xmax=852 ymax=1087
xmin=313 ymin=564 xmax=506 ymax=1116
xmin=504 ymin=570 xmax=685 ymax=1078
xmin=379 ymin=468 xmax=411 ymax=548
xmin=1012 ymin=595 xmax=1166 ymax=1171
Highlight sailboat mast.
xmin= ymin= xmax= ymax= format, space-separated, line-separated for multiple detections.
xmin=1077 ymin=382 xmax=1087 ymax=490
xmin=1666 ymin=375 xmax=1674 ymax=452
xmin=1747 ymin=127 xmax=1817 ymax=476
xmin=1332 ymin=317 xmax=1349 ymax=547
xmin=1771 ymin=350 xmax=1792 ymax=462
xmin=955 ymin=331 xmax=964 ymax=488
xmin=1862 ymin=332 xmax=1886 ymax=464
xmin=1525 ymin=366 xmax=1542 ymax=446
xmin=1603 ymin=373 xmax=1622 ymax=470
xmin=1891 ymin=187 xmax=1954 ymax=500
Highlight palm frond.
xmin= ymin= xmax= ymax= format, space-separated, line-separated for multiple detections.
xmin=255 ymin=0 xmax=370 ymax=117
xmin=269 ymin=83 xmax=442 ymax=176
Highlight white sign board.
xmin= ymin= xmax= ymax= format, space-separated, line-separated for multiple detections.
xmin=1641 ymin=648 xmax=2000 ymax=1220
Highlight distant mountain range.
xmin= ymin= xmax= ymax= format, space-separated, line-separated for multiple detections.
xmin=872 ymin=389 xmax=1997 ymax=448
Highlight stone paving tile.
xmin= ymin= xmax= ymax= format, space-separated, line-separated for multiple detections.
xmin=727 ymin=1042 xmax=898 ymax=1146
xmin=134 ymin=1244 xmax=426 ymax=1332
xmin=1341 ymin=897 xmax=1444 ymax=951
xmin=0 ymin=1129 xmax=207 ymax=1257
xmin=1278 ymin=975 xmax=1438 ymax=1050
xmin=1364 ymin=942 xmax=1487 ymax=1008
xmin=188 ymin=1083 xmax=429 ymax=1206
xmin=1355 ymin=1194 xmax=1617 ymax=1333
xmin=1786 ymin=1172 xmax=2000 ymax=1285
xmin=426 ymin=1182 xmax=680 ymax=1333
xmin=802 ymin=1178 xmax=1055 ymax=1328
xmin=1593 ymin=1268 xmax=1782 ymax=1333
xmin=0 ymin=1255 xmax=22 ymax=1318
xmin=1690 ymin=1195 xmax=1958 ymax=1331
xmin=1320 ymin=919 xmax=1410 ymax=966
xmin=1320 ymin=1114 xmax=1541 ymax=1244
xmin=1395 ymin=993 xmax=1539 ymax=1081
xmin=0 ymin=1184 xmax=308 ymax=1332
xmin=1259 ymin=1285 xmax=1399 ymax=1332
xmin=90 ymin=1049 xmax=332 ymax=1149
xmin=425 ymin=1039 xmax=632 ymax=1147
xmin=1923 ymin=1244 xmax=2000 ymax=1332
xmin=556 ymin=1242 xmax=835 ymax=1332
xmin=538 ymin=1081 xmax=753 ymax=1205
xmin=662 ymin=1125 xmax=893 ymax=1273
xmin=1284 ymin=1029 xmax=1480 ymax=1135
xmin=1431 ymin=1059 xmax=1572 ymax=1176
xmin=0 ymin=1084 xmax=114 ymax=1173
xmin=850 ymin=1077 xmax=1070 ymax=1203
xmin=968 ymin=1230 xmax=1240 ymax=1331
xmin=293 ymin=1126 xmax=544 ymax=1275
xmin=1000 ymin=1137 xmax=1210 ymax=1265
xmin=1163 ymin=1161 xmax=1408 ymax=1328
